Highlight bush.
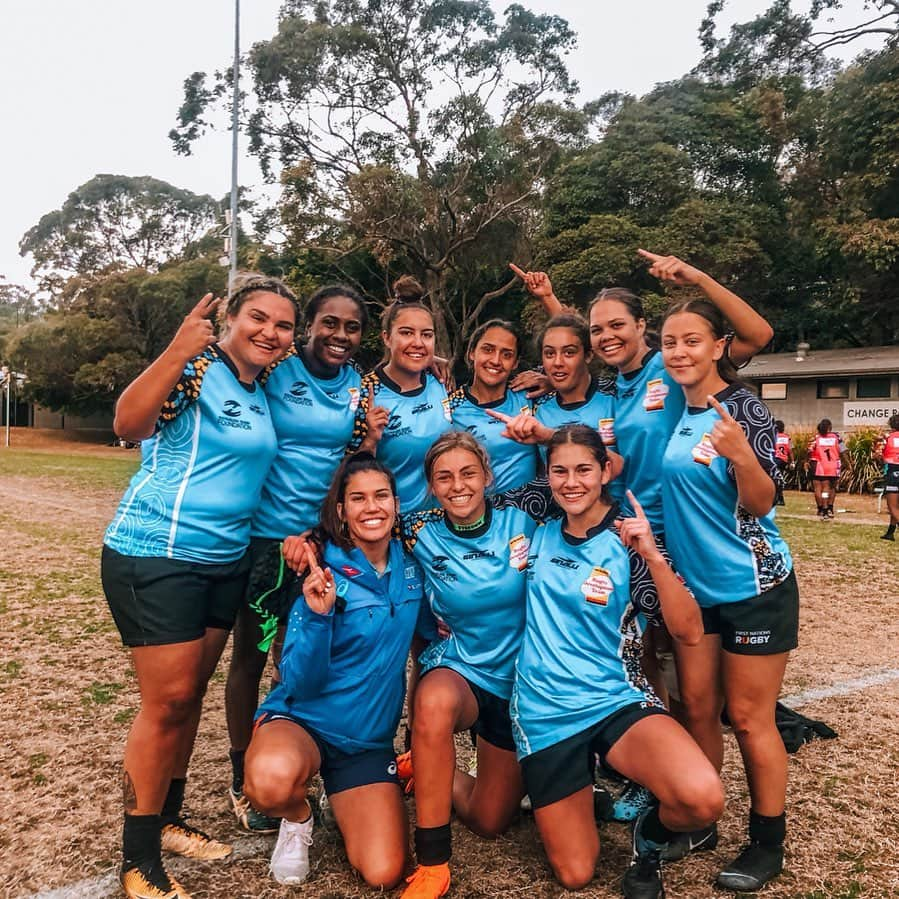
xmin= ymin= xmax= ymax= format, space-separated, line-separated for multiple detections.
xmin=784 ymin=426 xmax=884 ymax=494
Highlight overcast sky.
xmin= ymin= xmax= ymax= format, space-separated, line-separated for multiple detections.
xmin=1 ymin=1 xmax=884 ymax=289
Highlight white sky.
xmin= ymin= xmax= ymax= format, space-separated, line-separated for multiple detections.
xmin=1 ymin=1 xmax=885 ymax=289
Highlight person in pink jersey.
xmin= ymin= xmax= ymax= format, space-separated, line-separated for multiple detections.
xmin=808 ymin=419 xmax=845 ymax=519
xmin=875 ymin=414 xmax=899 ymax=541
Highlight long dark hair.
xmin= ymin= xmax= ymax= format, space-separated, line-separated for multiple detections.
xmin=538 ymin=312 xmax=591 ymax=356
xmin=317 ymin=452 xmax=398 ymax=551
xmin=662 ymin=299 xmax=740 ymax=384
xmin=546 ymin=424 xmax=612 ymax=504
xmin=817 ymin=419 xmax=833 ymax=436
xmin=590 ymin=287 xmax=659 ymax=351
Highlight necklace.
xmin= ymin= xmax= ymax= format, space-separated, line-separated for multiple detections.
xmin=451 ymin=513 xmax=486 ymax=532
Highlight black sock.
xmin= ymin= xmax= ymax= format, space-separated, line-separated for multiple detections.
xmin=414 ymin=823 xmax=452 ymax=865
xmin=161 ymin=778 xmax=186 ymax=823
xmin=122 ymin=813 xmax=162 ymax=870
xmin=886 ymin=523 xmax=896 ymax=536
xmin=230 ymin=749 xmax=245 ymax=793
xmin=639 ymin=805 xmax=679 ymax=846
xmin=749 ymin=810 xmax=785 ymax=847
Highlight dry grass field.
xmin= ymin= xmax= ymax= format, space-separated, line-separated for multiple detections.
xmin=2 ymin=430 xmax=898 ymax=899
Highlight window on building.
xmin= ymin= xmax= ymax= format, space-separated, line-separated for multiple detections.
xmin=817 ymin=379 xmax=849 ymax=399
xmin=856 ymin=376 xmax=892 ymax=399
xmin=760 ymin=382 xmax=787 ymax=401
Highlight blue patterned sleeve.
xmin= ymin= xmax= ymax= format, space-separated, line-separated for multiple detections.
xmin=626 ymin=537 xmax=690 ymax=628
xmin=724 ymin=390 xmax=782 ymax=487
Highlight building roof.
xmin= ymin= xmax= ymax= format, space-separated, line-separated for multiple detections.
xmin=742 ymin=345 xmax=899 ymax=380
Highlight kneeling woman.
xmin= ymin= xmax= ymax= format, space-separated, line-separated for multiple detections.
xmin=399 ymin=431 xmax=539 ymax=899
xmin=243 ymin=453 xmax=434 ymax=888
xmin=512 ymin=426 xmax=724 ymax=898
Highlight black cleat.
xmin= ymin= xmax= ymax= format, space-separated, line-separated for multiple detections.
xmin=622 ymin=810 xmax=665 ymax=899
xmin=881 ymin=530 xmax=895 ymax=541
xmin=716 ymin=842 xmax=783 ymax=892
xmin=660 ymin=823 xmax=718 ymax=861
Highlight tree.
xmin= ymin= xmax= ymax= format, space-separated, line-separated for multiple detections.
xmin=19 ymin=174 xmax=221 ymax=288
xmin=171 ymin=0 xmax=588 ymax=362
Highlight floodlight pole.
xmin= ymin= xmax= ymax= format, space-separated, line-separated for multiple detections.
xmin=229 ymin=0 xmax=240 ymax=288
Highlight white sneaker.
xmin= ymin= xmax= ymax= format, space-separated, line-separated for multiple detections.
xmin=270 ymin=816 xmax=314 ymax=885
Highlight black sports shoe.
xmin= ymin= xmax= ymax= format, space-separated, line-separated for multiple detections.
xmin=716 ymin=841 xmax=783 ymax=892
xmin=622 ymin=810 xmax=665 ymax=899
xmin=881 ymin=530 xmax=896 ymax=541
xmin=593 ymin=784 xmax=615 ymax=822
xmin=660 ymin=823 xmax=718 ymax=861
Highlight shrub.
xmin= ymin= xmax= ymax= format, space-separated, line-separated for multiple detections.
xmin=840 ymin=426 xmax=884 ymax=494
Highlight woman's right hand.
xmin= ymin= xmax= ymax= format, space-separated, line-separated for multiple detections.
xmin=282 ymin=531 xmax=315 ymax=574
xmin=363 ymin=385 xmax=390 ymax=447
xmin=302 ymin=543 xmax=336 ymax=615
xmin=169 ymin=293 xmax=221 ymax=361
xmin=485 ymin=408 xmax=554 ymax=445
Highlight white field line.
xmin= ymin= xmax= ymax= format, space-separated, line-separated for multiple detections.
xmin=23 ymin=668 xmax=899 ymax=899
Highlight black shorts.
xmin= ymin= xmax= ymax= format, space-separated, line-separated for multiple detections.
xmin=255 ymin=713 xmax=400 ymax=796
xmin=885 ymin=464 xmax=899 ymax=493
xmin=701 ymin=569 xmax=799 ymax=655
xmin=520 ymin=702 xmax=669 ymax=810
xmin=811 ymin=475 xmax=838 ymax=484
xmin=101 ymin=545 xmax=249 ymax=647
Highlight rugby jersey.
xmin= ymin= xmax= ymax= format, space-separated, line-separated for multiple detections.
xmin=353 ymin=366 xmax=451 ymax=514
xmin=881 ymin=430 xmax=899 ymax=465
xmin=613 ymin=351 xmax=685 ymax=530
xmin=809 ymin=432 xmax=844 ymax=478
xmin=661 ymin=385 xmax=792 ymax=607
xmin=511 ymin=509 xmax=665 ymax=759
xmin=775 ymin=432 xmax=792 ymax=464
xmin=446 ymin=385 xmax=537 ymax=492
xmin=105 ymin=345 xmax=277 ymax=563
xmin=402 ymin=500 xmax=538 ymax=700
xmin=252 ymin=343 xmax=362 ymax=538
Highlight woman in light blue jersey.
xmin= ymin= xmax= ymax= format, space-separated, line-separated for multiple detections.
xmin=357 ymin=276 xmax=452 ymax=513
xmin=512 ymin=425 xmax=722 ymax=899
xmin=660 ymin=299 xmax=797 ymax=894
xmin=225 ymin=284 xmax=369 ymax=834
xmin=101 ymin=274 xmax=298 ymax=899
xmin=445 ymin=320 xmax=538 ymax=493
xmin=398 ymin=431 xmax=538 ymax=899
xmin=243 ymin=453 xmax=433 ymax=889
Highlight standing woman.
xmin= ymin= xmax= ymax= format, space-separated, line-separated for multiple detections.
xmin=357 ymin=276 xmax=451 ymax=513
xmin=446 ymin=320 xmax=538 ymax=493
xmin=243 ymin=453 xmax=433 ymax=888
xmin=399 ymin=432 xmax=538 ymax=899
xmin=660 ymin=300 xmax=798 ymax=892
xmin=876 ymin=413 xmax=899 ymax=541
xmin=512 ymin=425 xmax=723 ymax=899
xmin=808 ymin=419 xmax=846 ymax=519
xmin=225 ymin=285 xmax=368 ymax=832
xmin=102 ymin=275 xmax=298 ymax=899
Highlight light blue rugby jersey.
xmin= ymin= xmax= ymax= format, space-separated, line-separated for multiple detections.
xmin=402 ymin=500 xmax=538 ymax=700
xmin=511 ymin=511 xmax=664 ymax=759
xmin=661 ymin=385 xmax=792 ymax=607
xmin=533 ymin=377 xmax=624 ymax=503
xmin=446 ymin=386 xmax=537 ymax=493
xmin=614 ymin=350 xmax=685 ymax=531
xmin=252 ymin=344 xmax=362 ymax=538
xmin=104 ymin=346 xmax=277 ymax=564
xmin=354 ymin=366 xmax=452 ymax=514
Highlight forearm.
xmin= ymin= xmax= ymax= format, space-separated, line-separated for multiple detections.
xmin=278 ymin=612 xmax=333 ymax=698
xmin=113 ymin=347 xmax=192 ymax=440
xmin=731 ymin=455 xmax=776 ymax=517
xmin=697 ymin=272 xmax=773 ymax=365
xmin=645 ymin=555 xmax=703 ymax=645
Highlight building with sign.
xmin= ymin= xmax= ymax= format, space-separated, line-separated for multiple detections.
xmin=741 ymin=345 xmax=899 ymax=429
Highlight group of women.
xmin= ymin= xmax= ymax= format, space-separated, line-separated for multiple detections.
xmin=101 ymin=256 xmax=799 ymax=899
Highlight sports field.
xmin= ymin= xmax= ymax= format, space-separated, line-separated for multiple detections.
xmin=2 ymin=431 xmax=898 ymax=899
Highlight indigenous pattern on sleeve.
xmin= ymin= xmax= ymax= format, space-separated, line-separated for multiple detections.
xmin=104 ymin=346 xmax=278 ymax=564
xmin=613 ymin=351 xmax=685 ymax=530
xmin=446 ymin=386 xmax=538 ymax=493
xmin=511 ymin=517 xmax=662 ymax=759
xmin=357 ymin=367 xmax=452 ymax=514
xmin=402 ymin=502 xmax=538 ymax=700
xmin=252 ymin=344 xmax=363 ymax=537
xmin=661 ymin=385 xmax=792 ymax=607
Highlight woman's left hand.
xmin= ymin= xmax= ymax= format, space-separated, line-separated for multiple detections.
xmin=485 ymin=408 xmax=554 ymax=445
xmin=707 ymin=396 xmax=753 ymax=464
xmin=510 ymin=369 xmax=551 ymax=399
xmin=638 ymin=249 xmax=706 ymax=288
xmin=430 ymin=356 xmax=456 ymax=392
xmin=616 ymin=491 xmax=663 ymax=563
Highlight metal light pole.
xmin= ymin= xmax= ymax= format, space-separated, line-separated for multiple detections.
xmin=229 ymin=0 xmax=240 ymax=287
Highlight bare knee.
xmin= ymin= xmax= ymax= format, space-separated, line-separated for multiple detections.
xmin=673 ymin=774 xmax=725 ymax=828
xmin=464 ymin=806 xmax=515 ymax=839
xmin=413 ymin=686 xmax=460 ymax=739
xmin=550 ymin=855 xmax=596 ymax=891
xmin=147 ymin=685 xmax=203 ymax=729
xmin=244 ymin=755 xmax=306 ymax=813
xmin=727 ymin=703 xmax=776 ymax=743
xmin=356 ymin=853 xmax=405 ymax=890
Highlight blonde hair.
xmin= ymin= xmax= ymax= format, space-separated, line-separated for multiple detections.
xmin=424 ymin=430 xmax=493 ymax=487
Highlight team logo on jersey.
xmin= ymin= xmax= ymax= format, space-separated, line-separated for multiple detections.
xmin=643 ymin=378 xmax=669 ymax=412
xmin=463 ymin=549 xmax=494 ymax=561
xmin=384 ymin=413 xmax=411 ymax=438
xmin=430 ymin=555 xmax=457 ymax=583
xmin=218 ymin=400 xmax=252 ymax=430
xmin=441 ymin=397 xmax=453 ymax=422
xmin=340 ymin=565 xmax=362 ymax=577
xmin=284 ymin=380 xmax=313 ymax=407
xmin=509 ymin=534 xmax=530 ymax=571
xmin=431 ymin=556 xmax=450 ymax=572
xmin=581 ymin=566 xmax=613 ymax=606
xmin=598 ymin=418 xmax=616 ymax=446
xmin=412 ymin=402 xmax=433 ymax=415
xmin=692 ymin=433 xmax=719 ymax=466
xmin=348 ymin=387 xmax=361 ymax=411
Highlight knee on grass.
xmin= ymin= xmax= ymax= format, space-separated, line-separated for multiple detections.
xmin=550 ymin=855 xmax=596 ymax=891
xmin=353 ymin=853 xmax=405 ymax=890
xmin=244 ymin=757 xmax=310 ymax=814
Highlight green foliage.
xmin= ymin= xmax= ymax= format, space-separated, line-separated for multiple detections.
xmin=841 ymin=426 xmax=885 ymax=494
xmin=786 ymin=429 xmax=814 ymax=491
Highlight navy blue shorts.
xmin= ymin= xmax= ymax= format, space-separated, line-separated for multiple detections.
xmin=255 ymin=712 xmax=400 ymax=796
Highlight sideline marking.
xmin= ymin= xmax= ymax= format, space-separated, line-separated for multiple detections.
xmin=781 ymin=667 xmax=899 ymax=709
xmin=25 ymin=669 xmax=899 ymax=898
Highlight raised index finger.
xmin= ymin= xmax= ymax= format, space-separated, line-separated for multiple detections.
xmin=707 ymin=395 xmax=735 ymax=421
xmin=626 ymin=489 xmax=648 ymax=520
xmin=508 ymin=262 xmax=528 ymax=281
xmin=304 ymin=542 xmax=321 ymax=574
xmin=637 ymin=248 xmax=663 ymax=264
xmin=485 ymin=408 xmax=513 ymax=425
xmin=190 ymin=293 xmax=220 ymax=318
